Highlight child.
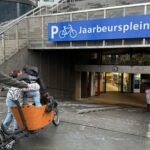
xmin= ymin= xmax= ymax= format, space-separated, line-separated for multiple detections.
xmin=3 ymin=70 xmax=41 ymax=131
xmin=22 ymin=65 xmax=58 ymax=108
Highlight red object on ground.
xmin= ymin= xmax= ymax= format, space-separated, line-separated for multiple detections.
xmin=97 ymin=72 xmax=100 ymax=96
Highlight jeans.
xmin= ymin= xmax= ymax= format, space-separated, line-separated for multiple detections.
xmin=3 ymin=98 xmax=18 ymax=130
xmin=22 ymin=91 xmax=41 ymax=107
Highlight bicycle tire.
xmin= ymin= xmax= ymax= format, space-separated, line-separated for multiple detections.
xmin=52 ymin=108 xmax=60 ymax=126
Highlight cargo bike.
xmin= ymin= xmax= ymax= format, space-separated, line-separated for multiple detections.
xmin=0 ymin=98 xmax=59 ymax=150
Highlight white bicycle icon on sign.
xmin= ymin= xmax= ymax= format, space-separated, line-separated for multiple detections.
xmin=59 ymin=25 xmax=77 ymax=38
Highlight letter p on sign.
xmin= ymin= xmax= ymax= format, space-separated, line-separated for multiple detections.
xmin=51 ymin=26 xmax=58 ymax=39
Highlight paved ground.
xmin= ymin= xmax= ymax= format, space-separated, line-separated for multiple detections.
xmin=0 ymin=100 xmax=150 ymax=150
xmin=13 ymin=122 xmax=150 ymax=150
xmin=59 ymin=102 xmax=150 ymax=137
xmin=81 ymin=93 xmax=147 ymax=108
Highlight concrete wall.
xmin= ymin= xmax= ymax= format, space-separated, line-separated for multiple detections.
xmin=34 ymin=50 xmax=75 ymax=100
xmin=0 ymin=48 xmax=30 ymax=74
xmin=69 ymin=0 xmax=150 ymax=10
xmin=0 ymin=49 xmax=76 ymax=100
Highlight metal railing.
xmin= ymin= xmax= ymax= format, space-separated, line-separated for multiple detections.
xmin=27 ymin=2 xmax=150 ymax=50
xmin=0 ymin=2 xmax=150 ymax=65
xmin=0 ymin=0 xmax=69 ymax=35
xmin=0 ymin=0 xmax=71 ymax=64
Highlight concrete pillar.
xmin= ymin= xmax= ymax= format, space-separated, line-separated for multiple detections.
xmin=90 ymin=72 xmax=95 ymax=96
xmin=75 ymin=72 xmax=81 ymax=100
xmin=97 ymin=72 xmax=100 ymax=96
xmin=81 ymin=72 xmax=88 ymax=98
xmin=88 ymin=72 xmax=91 ymax=97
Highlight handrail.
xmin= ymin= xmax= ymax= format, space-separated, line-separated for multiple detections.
xmin=0 ymin=0 xmax=67 ymax=35
xmin=29 ymin=1 xmax=150 ymax=18
xmin=0 ymin=0 xmax=149 ymax=60
xmin=33 ymin=0 xmax=67 ymax=16
xmin=27 ymin=2 xmax=150 ymax=50
xmin=0 ymin=1 xmax=149 ymax=35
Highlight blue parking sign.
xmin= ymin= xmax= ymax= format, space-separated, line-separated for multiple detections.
xmin=48 ymin=14 xmax=150 ymax=42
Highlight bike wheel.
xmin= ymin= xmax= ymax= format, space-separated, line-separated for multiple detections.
xmin=59 ymin=31 xmax=65 ymax=38
xmin=52 ymin=108 xmax=60 ymax=126
xmin=70 ymin=30 xmax=77 ymax=38
xmin=4 ymin=139 xmax=16 ymax=150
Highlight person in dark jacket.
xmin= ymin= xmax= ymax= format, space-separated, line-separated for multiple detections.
xmin=22 ymin=65 xmax=57 ymax=108
xmin=9 ymin=69 xmax=41 ymax=106
xmin=0 ymin=71 xmax=27 ymax=88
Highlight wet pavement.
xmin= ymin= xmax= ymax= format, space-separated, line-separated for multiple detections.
xmin=0 ymin=101 xmax=150 ymax=150
xmin=13 ymin=122 xmax=150 ymax=150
